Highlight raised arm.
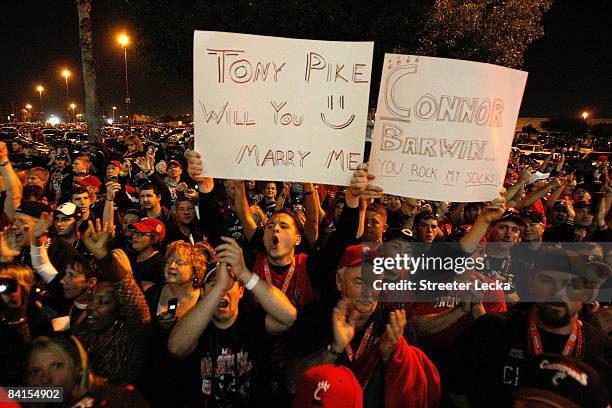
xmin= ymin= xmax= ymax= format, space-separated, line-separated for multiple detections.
xmin=232 ymin=180 xmax=258 ymax=241
xmin=515 ymin=178 xmax=560 ymax=209
xmin=30 ymin=213 xmax=59 ymax=284
xmin=506 ymin=166 xmax=532 ymax=207
xmin=103 ymin=181 xmax=121 ymax=229
xmin=168 ymin=261 xmax=234 ymax=358
xmin=185 ymin=150 xmax=225 ymax=245
xmin=546 ymin=176 xmax=571 ymax=209
xmin=301 ymin=183 xmax=319 ymax=247
xmin=460 ymin=191 xmax=506 ymax=254
xmin=215 ymin=236 xmax=297 ymax=335
xmin=0 ymin=142 xmax=23 ymax=219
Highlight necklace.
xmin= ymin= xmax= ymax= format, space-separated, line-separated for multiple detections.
xmin=527 ymin=308 xmax=583 ymax=358
xmin=263 ymin=258 xmax=296 ymax=294
xmin=346 ymin=321 xmax=375 ymax=362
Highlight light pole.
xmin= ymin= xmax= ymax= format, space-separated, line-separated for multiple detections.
xmin=112 ymin=106 xmax=117 ymax=122
xmin=25 ymin=104 xmax=32 ymax=122
xmin=62 ymin=69 xmax=71 ymax=121
xmin=117 ymin=33 xmax=130 ymax=124
xmin=36 ymin=85 xmax=44 ymax=119
xmin=70 ymin=103 xmax=76 ymax=123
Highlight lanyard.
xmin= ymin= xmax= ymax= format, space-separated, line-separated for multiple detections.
xmin=263 ymin=259 xmax=295 ymax=294
xmin=528 ymin=309 xmax=582 ymax=357
xmin=69 ymin=305 xmax=88 ymax=326
xmin=346 ymin=321 xmax=375 ymax=362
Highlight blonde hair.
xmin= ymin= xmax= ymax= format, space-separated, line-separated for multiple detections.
xmin=27 ymin=336 xmax=93 ymax=393
xmin=125 ymin=135 xmax=143 ymax=152
xmin=0 ymin=264 xmax=34 ymax=298
xmin=165 ymin=240 xmax=213 ymax=287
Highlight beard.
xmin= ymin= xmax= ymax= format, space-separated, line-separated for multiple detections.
xmin=535 ymin=302 xmax=571 ymax=328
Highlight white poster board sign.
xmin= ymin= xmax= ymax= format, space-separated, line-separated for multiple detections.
xmin=194 ymin=31 xmax=373 ymax=185
xmin=369 ymin=54 xmax=528 ymax=201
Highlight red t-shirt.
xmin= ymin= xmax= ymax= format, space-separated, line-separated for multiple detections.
xmin=252 ymin=252 xmax=318 ymax=311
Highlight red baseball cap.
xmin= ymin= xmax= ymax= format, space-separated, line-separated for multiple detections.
xmin=337 ymin=244 xmax=379 ymax=270
xmin=128 ymin=217 xmax=165 ymax=241
xmin=292 ymin=364 xmax=362 ymax=408
xmin=109 ymin=160 xmax=122 ymax=168
xmin=168 ymin=160 xmax=182 ymax=168
xmin=76 ymin=175 xmax=102 ymax=191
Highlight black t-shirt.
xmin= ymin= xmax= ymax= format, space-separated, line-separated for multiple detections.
xmin=481 ymin=253 xmax=531 ymax=295
xmin=131 ymin=252 xmax=165 ymax=287
xmin=443 ymin=308 xmax=612 ymax=408
xmin=189 ymin=309 xmax=268 ymax=408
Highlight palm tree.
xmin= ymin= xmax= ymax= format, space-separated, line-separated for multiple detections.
xmin=76 ymin=0 xmax=101 ymax=142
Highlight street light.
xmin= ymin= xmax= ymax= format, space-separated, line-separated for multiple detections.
xmin=117 ymin=33 xmax=130 ymax=124
xmin=70 ymin=103 xmax=76 ymax=123
xmin=62 ymin=69 xmax=71 ymax=96
xmin=112 ymin=106 xmax=117 ymax=122
xmin=25 ymin=104 xmax=32 ymax=122
xmin=581 ymin=111 xmax=589 ymax=120
xmin=62 ymin=69 xmax=71 ymax=120
xmin=36 ymin=85 xmax=44 ymax=117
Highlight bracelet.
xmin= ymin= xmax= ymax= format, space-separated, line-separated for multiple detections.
xmin=326 ymin=343 xmax=343 ymax=358
xmin=304 ymin=190 xmax=315 ymax=196
xmin=0 ymin=160 xmax=10 ymax=167
xmin=244 ymin=274 xmax=260 ymax=291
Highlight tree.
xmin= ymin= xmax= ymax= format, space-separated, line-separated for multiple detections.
xmin=120 ymin=0 xmax=553 ymax=104
xmin=540 ymin=117 xmax=589 ymax=136
xmin=76 ymin=0 xmax=102 ymax=142
xmin=415 ymin=0 xmax=553 ymax=69
xmin=522 ymin=124 xmax=539 ymax=134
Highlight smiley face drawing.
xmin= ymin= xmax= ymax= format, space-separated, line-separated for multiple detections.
xmin=320 ymin=95 xmax=355 ymax=129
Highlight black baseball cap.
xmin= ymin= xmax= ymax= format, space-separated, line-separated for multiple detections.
xmin=514 ymin=354 xmax=610 ymax=408
xmin=492 ymin=209 xmax=526 ymax=227
xmin=521 ymin=210 xmax=543 ymax=224
xmin=15 ymin=201 xmax=50 ymax=219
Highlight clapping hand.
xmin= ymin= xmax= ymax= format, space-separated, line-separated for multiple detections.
xmin=380 ymin=309 xmax=407 ymax=363
xmin=331 ymin=298 xmax=358 ymax=354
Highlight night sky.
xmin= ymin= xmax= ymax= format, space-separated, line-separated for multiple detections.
xmin=1 ymin=0 xmax=610 ymax=119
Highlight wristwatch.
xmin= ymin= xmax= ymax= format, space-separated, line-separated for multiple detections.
xmin=0 ymin=160 xmax=10 ymax=167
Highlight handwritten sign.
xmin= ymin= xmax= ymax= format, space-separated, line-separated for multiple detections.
xmin=369 ymin=54 xmax=528 ymax=202
xmin=194 ymin=31 xmax=373 ymax=185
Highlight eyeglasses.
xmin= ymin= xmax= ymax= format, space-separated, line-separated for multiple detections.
xmin=132 ymin=231 xmax=154 ymax=238
xmin=166 ymin=258 xmax=188 ymax=266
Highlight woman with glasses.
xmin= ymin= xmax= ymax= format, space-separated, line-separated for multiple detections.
xmin=144 ymin=240 xmax=213 ymax=327
xmin=139 ymin=240 xmax=214 ymax=407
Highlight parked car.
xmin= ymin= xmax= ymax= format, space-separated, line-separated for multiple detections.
xmin=582 ymin=152 xmax=611 ymax=166
xmin=527 ymin=152 xmax=552 ymax=165
xmin=63 ymin=131 xmax=88 ymax=143
xmin=515 ymin=143 xmax=543 ymax=155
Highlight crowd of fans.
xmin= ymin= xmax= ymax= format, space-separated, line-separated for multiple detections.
xmin=0 ymin=129 xmax=610 ymax=408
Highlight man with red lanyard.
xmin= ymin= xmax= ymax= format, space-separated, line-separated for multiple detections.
xmin=187 ymin=150 xmax=380 ymax=310
xmin=443 ymin=246 xmax=611 ymax=407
